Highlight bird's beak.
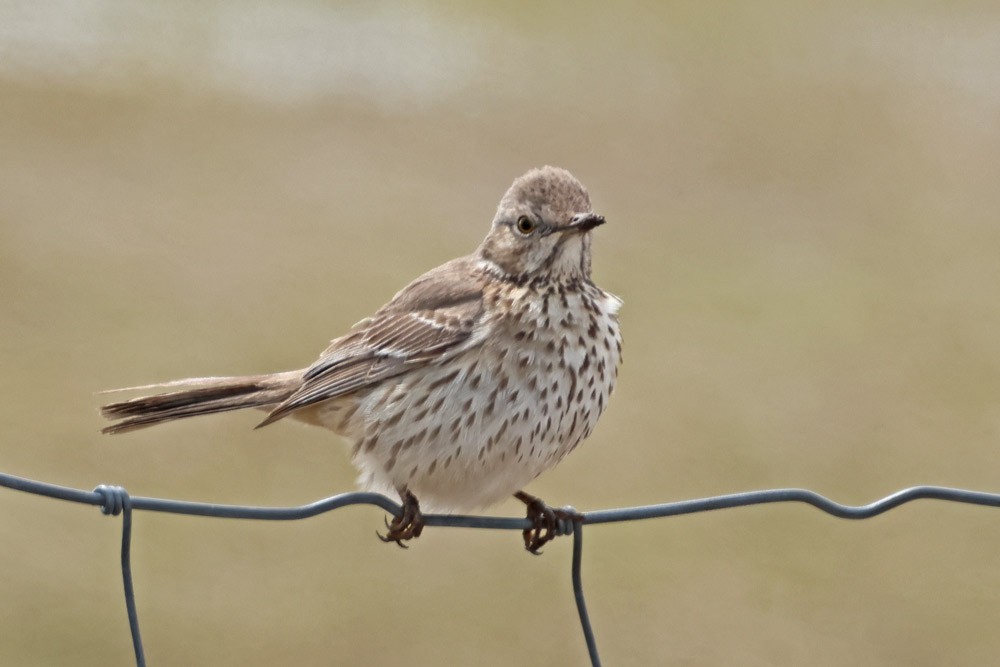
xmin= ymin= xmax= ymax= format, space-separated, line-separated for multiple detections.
xmin=565 ymin=212 xmax=606 ymax=233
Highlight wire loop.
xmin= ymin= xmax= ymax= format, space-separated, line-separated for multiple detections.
xmin=94 ymin=484 xmax=129 ymax=516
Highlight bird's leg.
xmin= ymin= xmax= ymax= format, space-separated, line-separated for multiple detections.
xmin=378 ymin=488 xmax=424 ymax=548
xmin=514 ymin=491 xmax=584 ymax=555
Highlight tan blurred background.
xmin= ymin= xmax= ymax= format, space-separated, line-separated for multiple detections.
xmin=2 ymin=1 xmax=999 ymax=665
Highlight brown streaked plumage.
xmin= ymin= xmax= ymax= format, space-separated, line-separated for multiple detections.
xmin=101 ymin=166 xmax=623 ymax=553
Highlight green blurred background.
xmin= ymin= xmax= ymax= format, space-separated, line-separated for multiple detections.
xmin=2 ymin=1 xmax=999 ymax=664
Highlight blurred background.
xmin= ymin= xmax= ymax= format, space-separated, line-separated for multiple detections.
xmin=2 ymin=1 xmax=999 ymax=664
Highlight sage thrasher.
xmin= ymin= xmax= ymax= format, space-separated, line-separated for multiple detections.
xmin=101 ymin=166 xmax=623 ymax=553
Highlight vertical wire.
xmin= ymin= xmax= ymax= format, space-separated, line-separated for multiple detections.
xmin=119 ymin=494 xmax=146 ymax=667
xmin=572 ymin=524 xmax=601 ymax=667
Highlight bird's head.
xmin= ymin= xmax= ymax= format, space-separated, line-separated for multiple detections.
xmin=478 ymin=166 xmax=605 ymax=281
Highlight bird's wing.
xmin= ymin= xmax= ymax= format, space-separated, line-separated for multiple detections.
xmin=257 ymin=256 xmax=486 ymax=426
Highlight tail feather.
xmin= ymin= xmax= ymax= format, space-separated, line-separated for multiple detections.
xmin=100 ymin=372 xmax=301 ymax=434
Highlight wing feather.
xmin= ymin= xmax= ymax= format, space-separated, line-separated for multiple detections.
xmin=257 ymin=256 xmax=486 ymax=426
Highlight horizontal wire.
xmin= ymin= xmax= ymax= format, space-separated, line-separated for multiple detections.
xmin=4 ymin=471 xmax=999 ymax=527
xmin=583 ymin=486 xmax=1000 ymax=524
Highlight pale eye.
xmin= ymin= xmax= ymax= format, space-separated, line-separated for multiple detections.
xmin=515 ymin=215 xmax=536 ymax=235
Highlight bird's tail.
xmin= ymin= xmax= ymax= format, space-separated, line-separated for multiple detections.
xmin=99 ymin=371 xmax=301 ymax=434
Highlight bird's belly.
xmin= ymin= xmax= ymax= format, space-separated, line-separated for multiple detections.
xmin=344 ymin=298 xmax=621 ymax=512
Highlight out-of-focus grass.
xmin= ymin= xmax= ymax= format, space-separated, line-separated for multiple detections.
xmin=1 ymin=2 xmax=999 ymax=665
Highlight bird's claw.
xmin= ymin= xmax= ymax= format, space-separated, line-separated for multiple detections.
xmin=517 ymin=492 xmax=583 ymax=555
xmin=377 ymin=490 xmax=424 ymax=548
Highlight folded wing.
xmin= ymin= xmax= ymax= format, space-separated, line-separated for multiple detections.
xmin=257 ymin=256 xmax=486 ymax=426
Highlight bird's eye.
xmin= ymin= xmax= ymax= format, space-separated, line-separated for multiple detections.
xmin=515 ymin=216 xmax=536 ymax=235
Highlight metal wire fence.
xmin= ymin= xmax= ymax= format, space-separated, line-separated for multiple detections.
xmin=2 ymin=469 xmax=999 ymax=667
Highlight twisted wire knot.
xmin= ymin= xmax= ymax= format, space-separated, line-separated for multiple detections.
xmin=94 ymin=485 xmax=130 ymax=516
xmin=554 ymin=505 xmax=580 ymax=537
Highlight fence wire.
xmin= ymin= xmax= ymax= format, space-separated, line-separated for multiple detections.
xmin=2 ymin=471 xmax=1000 ymax=667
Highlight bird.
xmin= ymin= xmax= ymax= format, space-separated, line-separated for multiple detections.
xmin=100 ymin=166 xmax=623 ymax=553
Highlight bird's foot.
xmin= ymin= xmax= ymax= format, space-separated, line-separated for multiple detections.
xmin=378 ymin=489 xmax=424 ymax=548
xmin=514 ymin=491 xmax=583 ymax=555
